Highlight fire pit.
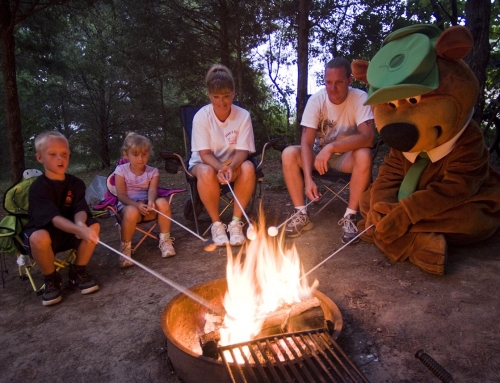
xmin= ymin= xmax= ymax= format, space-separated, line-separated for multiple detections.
xmin=161 ymin=278 xmax=343 ymax=383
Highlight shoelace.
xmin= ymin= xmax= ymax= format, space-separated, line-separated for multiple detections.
xmin=213 ymin=223 xmax=227 ymax=238
xmin=159 ymin=237 xmax=175 ymax=250
xmin=288 ymin=214 xmax=308 ymax=227
xmin=338 ymin=216 xmax=357 ymax=233
xmin=228 ymin=221 xmax=244 ymax=236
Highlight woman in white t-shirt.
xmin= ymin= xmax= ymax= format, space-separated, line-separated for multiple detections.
xmin=189 ymin=64 xmax=256 ymax=247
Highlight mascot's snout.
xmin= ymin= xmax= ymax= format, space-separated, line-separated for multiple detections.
xmin=380 ymin=123 xmax=419 ymax=152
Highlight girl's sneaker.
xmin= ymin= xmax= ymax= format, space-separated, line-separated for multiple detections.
xmin=159 ymin=237 xmax=176 ymax=258
xmin=119 ymin=241 xmax=134 ymax=268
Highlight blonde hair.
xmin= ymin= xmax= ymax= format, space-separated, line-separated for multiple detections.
xmin=34 ymin=131 xmax=69 ymax=154
xmin=205 ymin=64 xmax=235 ymax=94
xmin=121 ymin=132 xmax=153 ymax=157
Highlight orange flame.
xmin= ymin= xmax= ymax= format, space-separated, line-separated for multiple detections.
xmin=219 ymin=215 xmax=317 ymax=350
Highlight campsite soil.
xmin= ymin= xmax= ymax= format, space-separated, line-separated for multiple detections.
xmin=1 ymin=148 xmax=500 ymax=383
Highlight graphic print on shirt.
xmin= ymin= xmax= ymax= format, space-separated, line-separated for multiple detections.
xmin=317 ymin=119 xmax=338 ymax=149
xmin=225 ymin=130 xmax=238 ymax=145
xmin=64 ymin=191 xmax=73 ymax=207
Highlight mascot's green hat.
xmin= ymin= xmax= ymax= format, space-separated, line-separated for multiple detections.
xmin=365 ymin=24 xmax=442 ymax=105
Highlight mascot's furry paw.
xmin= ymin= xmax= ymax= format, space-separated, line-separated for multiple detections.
xmin=373 ymin=203 xmax=412 ymax=243
xmin=408 ymin=233 xmax=447 ymax=275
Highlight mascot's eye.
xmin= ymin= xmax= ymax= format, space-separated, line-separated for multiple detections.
xmin=406 ymin=95 xmax=421 ymax=104
xmin=388 ymin=100 xmax=399 ymax=108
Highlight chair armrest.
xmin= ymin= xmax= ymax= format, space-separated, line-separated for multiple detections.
xmin=250 ymin=137 xmax=282 ymax=170
xmin=159 ymin=151 xmax=195 ymax=179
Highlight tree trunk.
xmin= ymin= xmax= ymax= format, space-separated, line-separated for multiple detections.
xmin=296 ymin=0 xmax=311 ymax=144
xmin=465 ymin=0 xmax=491 ymax=125
xmin=0 ymin=0 xmax=25 ymax=182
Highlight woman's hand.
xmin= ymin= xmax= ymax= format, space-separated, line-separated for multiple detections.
xmin=217 ymin=166 xmax=233 ymax=184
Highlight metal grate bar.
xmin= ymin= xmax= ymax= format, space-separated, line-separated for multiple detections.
xmin=218 ymin=328 xmax=370 ymax=383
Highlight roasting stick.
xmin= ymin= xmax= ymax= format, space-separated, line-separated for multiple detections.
xmin=224 ymin=180 xmax=257 ymax=240
xmin=150 ymin=208 xmax=217 ymax=252
xmin=267 ymin=198 xmax=318 ymax=236
xmin=98 ymin=240 xmax=226 ymax=316
xmin=301 ymin=224 xmax=375 ymax=279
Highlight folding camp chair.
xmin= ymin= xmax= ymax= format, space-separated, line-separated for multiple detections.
xmin=93 ymin=158 xmax=185 ymax=255
xmin=0 ymin=169 xmax=76 ymax=294
xmin=309 ymin=139 xmax=384 ymax=216
xmin=160 ymin=104 xmax=280 ymax=236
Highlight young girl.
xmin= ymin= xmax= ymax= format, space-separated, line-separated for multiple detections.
xmin=189 ymin=64 xmax=256 ymax=247
xmin=114 ymin=133 xmax=175 ymax=267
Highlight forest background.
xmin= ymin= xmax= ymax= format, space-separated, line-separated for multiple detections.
xmin=0 ymin=0 xmax=499 ymax=188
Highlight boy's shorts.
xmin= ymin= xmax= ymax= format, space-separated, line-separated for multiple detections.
xmin=22 ymin=217 xmax=98 ymax=258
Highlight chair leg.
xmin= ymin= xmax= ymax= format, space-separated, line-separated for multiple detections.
xmin=132 ymin=222 xmax=158 ymax=254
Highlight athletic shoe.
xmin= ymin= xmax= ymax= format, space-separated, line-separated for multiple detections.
xmin=338 ymin=214 xmax=359 ymax=244
xmin=159 ymin=237 xmax=176 ymax=258
xmin=284 ymin=212 xmax=314 ymax=238
xmin=42 ymin=271 xmax=63 ymax=306
xmin=211 ymin=222 xmax=229 ymax=247
xmin=227 ymin=220 xmax=246 ymax=246
xmin=119 ymin=241 xmax=133 ymax=268
xmin=68 ymin=265 xmax=99 ymax=295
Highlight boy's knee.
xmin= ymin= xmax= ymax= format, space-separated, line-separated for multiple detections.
xmin=90 ymin=222 xmax=100 ymax=235
xmin=29 ymin=230 xmax=52 ymax=250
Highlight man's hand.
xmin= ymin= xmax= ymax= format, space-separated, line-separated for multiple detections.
xmin=304 ymin=178 xmax=321 ymax=201
xmin=314 ymin=146 xmax=332 ymax=175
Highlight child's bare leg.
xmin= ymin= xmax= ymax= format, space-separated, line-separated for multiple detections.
xmin=120 ymin=205 xmax=142 ymax=242
xmin=75 ymin=222 xmax=100 ymax=266
xmin=29 ymin=230 xmax=56 ymax=275
xmin=155 ymin=198 xmax=172 ymax=233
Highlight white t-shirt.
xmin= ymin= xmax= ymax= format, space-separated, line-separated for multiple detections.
xmin=114 ymin=163 xmax=159 ymax=209
xmin=189 ymin=104 xmax=256 ymax=168
xmin=301 ymin=87 xmax=374 ymax=153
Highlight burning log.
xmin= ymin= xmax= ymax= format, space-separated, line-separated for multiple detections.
xmin=257 ymin=296 xmax=324 ymax=337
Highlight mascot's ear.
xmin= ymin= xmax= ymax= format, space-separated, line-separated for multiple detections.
xmin=352 ymin=59 xmax=370 ymax=84
xmin=436 ymin=25 xmax=473 ymax=61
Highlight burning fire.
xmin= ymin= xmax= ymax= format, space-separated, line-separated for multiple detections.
xmin=219 ymin=216 xmax=318 ymax=349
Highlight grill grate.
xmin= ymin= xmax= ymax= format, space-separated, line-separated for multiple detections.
xmin=218 ymin=328 xmax=370 ymax=383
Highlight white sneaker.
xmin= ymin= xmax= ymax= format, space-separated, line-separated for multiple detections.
xmin=211 ymin=222 xmax=229 ymax=246
xmin=228 ymin=220 xmax=246 ymax=246
xmin=119 ymin=241 xmax=133 ymax=268
xmin=159 ymin=237 xmax=176 ymax=258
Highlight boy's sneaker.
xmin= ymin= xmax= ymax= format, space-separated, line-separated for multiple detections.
xmin=338 ymin=214 xmax=359 ymax=244
xmin=159 ymin=237 xmax=176 ymax=258
xmin=211 ymin=222 xmax=229 ymax=247
xmin=119 ymin=241 xmax=134 ymax=268
xmin=68 ymin=265 xmax=99 ymax=295
xmin=227 ymin=220 xmax=246 ymax=246
xmin=285 ymin=212 xmax=314 ymax=238
xmin=42 ymin=271 xmax=63 ymax=306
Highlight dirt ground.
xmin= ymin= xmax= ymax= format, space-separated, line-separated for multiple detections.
xmin=1 ymin=150 xmax=500 ymax=383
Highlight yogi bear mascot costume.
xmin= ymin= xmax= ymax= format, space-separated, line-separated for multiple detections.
xmin=351 ymin=24 xmax=500 ymax=275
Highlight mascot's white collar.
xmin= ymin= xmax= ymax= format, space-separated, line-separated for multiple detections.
xmin=403 ymin=109 xmax=473 ymax=163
